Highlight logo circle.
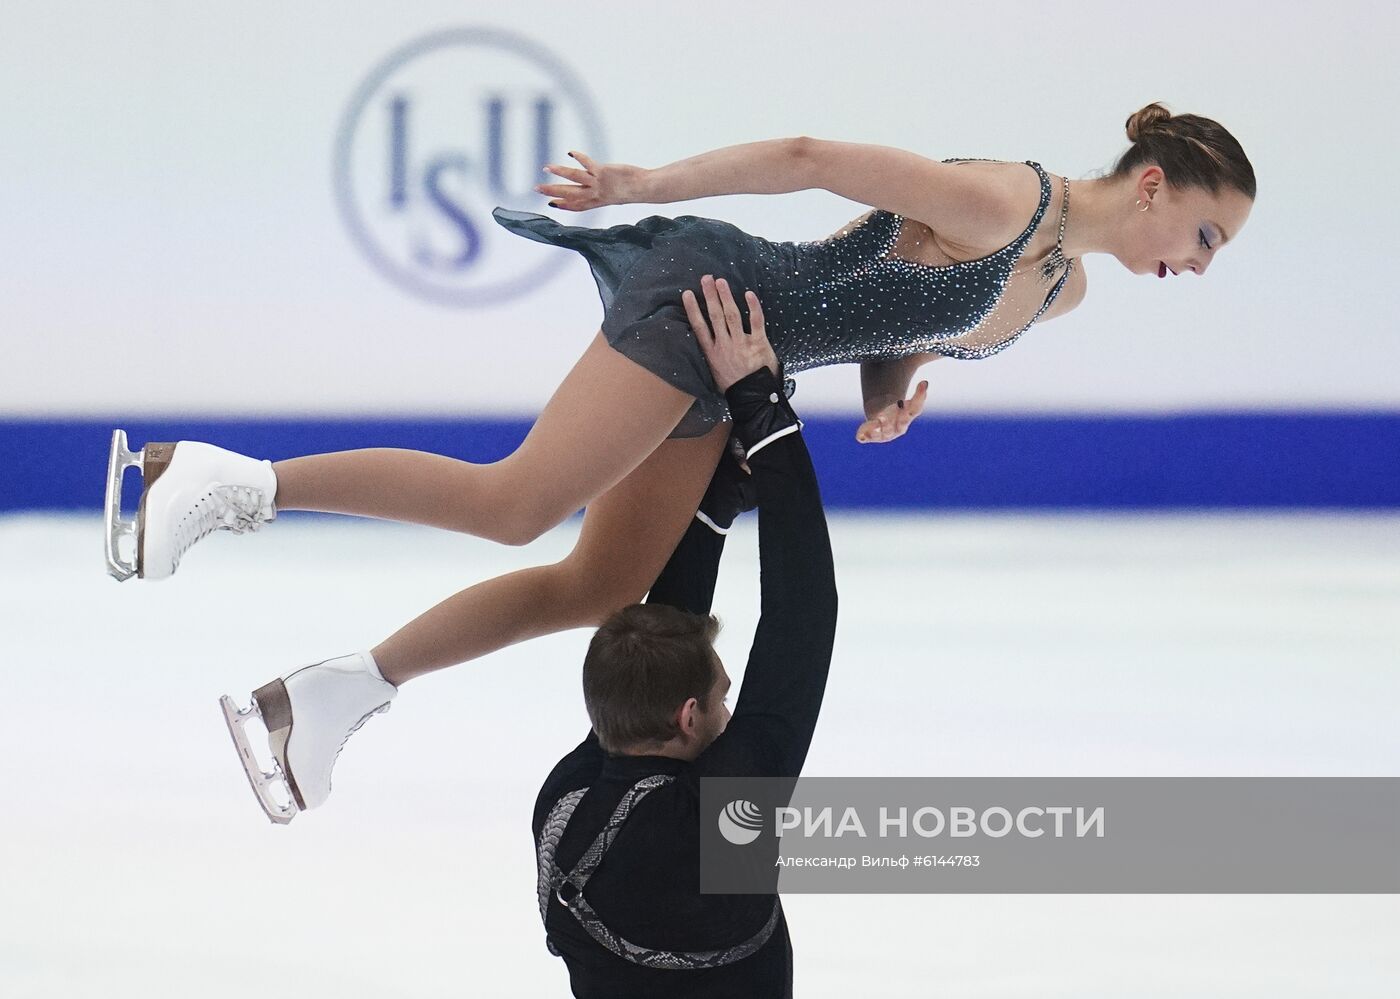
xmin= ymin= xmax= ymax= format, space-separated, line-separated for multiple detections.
xmin=718 ymin=799 xmax=765 ymax=846
xmin=333 ymin=27 xmax=609 ymax=307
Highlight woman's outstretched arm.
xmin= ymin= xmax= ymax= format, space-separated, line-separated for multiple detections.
xmin=640 ymin=138 xmax=809 ymax=202
xmin=538 ymin=139 xmax=1029 ymax=248
xmin=537 ymin=139 xmax=807 ymax=210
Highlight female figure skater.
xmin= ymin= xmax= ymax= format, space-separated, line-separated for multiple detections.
xmin=104 ymin=102 xmax=1255 ymax=822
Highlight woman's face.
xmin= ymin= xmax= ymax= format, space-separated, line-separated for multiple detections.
xmin=1127 ymin=166 xmax=1253 ymax=279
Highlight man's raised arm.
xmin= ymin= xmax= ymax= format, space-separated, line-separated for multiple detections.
xmin=681 ymin=275 xmax=839 ymax=780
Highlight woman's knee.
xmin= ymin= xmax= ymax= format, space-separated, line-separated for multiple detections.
xmin=489 ymin=506 xmax=565 ymax=547
xmin=553 ymin=554 xmax=651 ymax=624
xmin=470 ymin=464 xmax=571 ymax=546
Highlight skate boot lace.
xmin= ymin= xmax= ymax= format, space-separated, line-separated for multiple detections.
xmin=172 ymin=484 xmax=271 ymax=571
xmin=327 ymin=701 xmax=392 ymax=792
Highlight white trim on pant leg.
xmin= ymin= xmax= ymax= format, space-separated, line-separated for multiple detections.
xmin=744 ymin=423 xmax=800 ymax=460
xmin=693 ymin=510 xmax=731 ymax=535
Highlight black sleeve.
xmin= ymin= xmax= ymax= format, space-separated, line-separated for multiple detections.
xmin=694 ymin=366 xmax=839 ymax=781
xmin=644 ymin=440 xmax=756 ymax=615
xmin=644 ymin=516 xmax=727 ymax=616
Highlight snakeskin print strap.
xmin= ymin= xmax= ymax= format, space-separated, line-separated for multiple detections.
xmin=538 ymin=775 xmax=783 ymax=969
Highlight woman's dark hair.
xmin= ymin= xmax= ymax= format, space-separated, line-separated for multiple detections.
xmin=1109 ymin=101 xmax=1256 ymax=200
xmin=582 ymin=603 xmax=723 ymax=753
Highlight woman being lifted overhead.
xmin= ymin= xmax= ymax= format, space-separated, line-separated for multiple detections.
xmin=103 ymin=101 xmax=1255 ymax=822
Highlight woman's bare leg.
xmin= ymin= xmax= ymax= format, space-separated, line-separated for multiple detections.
xmin=270 ymin=331 xmax=695 ymax=546
xmin=370 ymin=421 xmax=731 ymax=685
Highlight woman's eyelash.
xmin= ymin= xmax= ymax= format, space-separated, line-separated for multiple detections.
xmin=1200 ymin=230 xmax=1212 ymax=250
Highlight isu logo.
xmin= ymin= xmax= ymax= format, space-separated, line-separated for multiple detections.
xmin=334 ymin=27 xmax=608 ymax=306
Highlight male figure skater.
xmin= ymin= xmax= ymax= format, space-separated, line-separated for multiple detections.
xmin=533 ymin=277 xmax=839 ymax=998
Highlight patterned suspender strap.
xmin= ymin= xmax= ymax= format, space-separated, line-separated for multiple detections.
xmin=536 ymin=774 xmax=783 ymax=970
xmin=538 ymin=786 xmax=589 ymax=926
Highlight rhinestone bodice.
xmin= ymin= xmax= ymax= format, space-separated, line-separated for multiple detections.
xmin=753 ymin=159 xmax=1073 ymax=373
xmin=492 ymin=157 xmax=1077 ymax=439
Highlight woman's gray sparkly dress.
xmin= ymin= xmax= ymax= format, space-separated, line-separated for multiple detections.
xmin=492 ymin=158 xmax=1072 ymax=439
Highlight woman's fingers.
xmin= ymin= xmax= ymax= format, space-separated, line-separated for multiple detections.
xmin=536 ymin=184 xmax=589 ymax=202
xmin=542 ymin=164 xmax=592 ymax=185
xmin=907 ymin=380 xmax=930 ymax=418
xmin=535 ymin=182 xmax=560 ymax=196
xmin=569 ymin=150 xmax=599 ymax=173
xmin=536 ymin=158 xmax=600 ymax=207
xmin=536 ymin=181 xmax=597 ymax=211
xmin=545 ymin=198 xmax=593 ymax=211
xmin=857 ymin=398 xmax=920 ymax=443
xmin=857 ymin=418 xmax=886 ymax=444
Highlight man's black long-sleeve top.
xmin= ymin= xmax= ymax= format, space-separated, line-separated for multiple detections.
xmin=532 ymin=378 xmax=838 ymax=999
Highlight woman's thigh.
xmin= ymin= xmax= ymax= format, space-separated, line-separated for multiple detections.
xmin=557 ymin=418 xmax=732 ymax=619
xmin=488 ymin=330 xmax=700 ymax=543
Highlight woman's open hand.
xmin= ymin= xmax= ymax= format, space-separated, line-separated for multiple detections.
xmin=534 ymin=151 xmax=648 ymax=211
xmin=682 ymin=275 xmax=778 ymax=393
xmin=856 ymin=381 xmax=928 ymax=444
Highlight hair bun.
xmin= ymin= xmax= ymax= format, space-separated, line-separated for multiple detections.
xmin=1127 ymin=102 xmax=1173 ymax=142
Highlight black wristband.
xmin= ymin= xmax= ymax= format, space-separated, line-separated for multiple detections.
xmin=724 ymin=365 xmax=802 ymax=456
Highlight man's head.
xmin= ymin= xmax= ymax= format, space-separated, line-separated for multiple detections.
xmin=582 ymin=604 xmax=732 ymax=761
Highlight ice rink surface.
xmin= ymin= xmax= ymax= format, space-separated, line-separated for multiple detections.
xmin=3 ymin=511 xmax=1398 ymax=997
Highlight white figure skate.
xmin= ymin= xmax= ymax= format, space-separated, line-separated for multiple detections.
xmin=219 ymin=652 xmax=397 ymax=824
xmin=104 ymin=429 xmax=277 ymax=581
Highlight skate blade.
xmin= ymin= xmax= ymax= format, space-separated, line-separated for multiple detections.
xmin=104 ymin=430 xmax=144 ymax=581
xmin=219 ymin=692 xmax=300 ymax=825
